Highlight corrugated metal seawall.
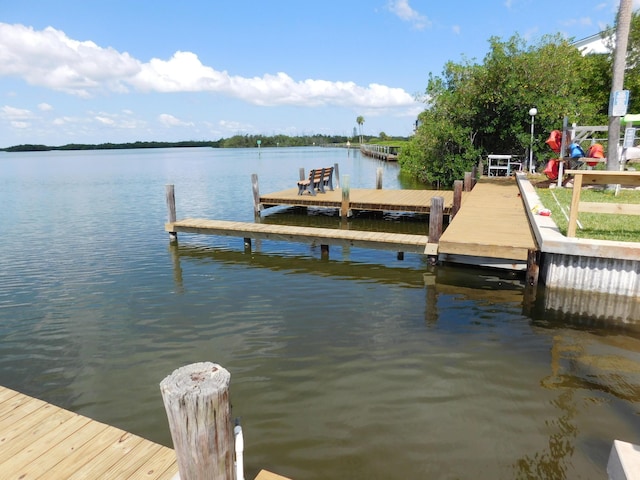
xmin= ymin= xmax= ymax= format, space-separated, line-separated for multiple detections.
xmin=541 ymin=253 xmax=639 ymax=297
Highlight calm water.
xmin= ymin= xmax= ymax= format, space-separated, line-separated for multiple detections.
xmin=1 ymin=146 xmax=640 ymax=479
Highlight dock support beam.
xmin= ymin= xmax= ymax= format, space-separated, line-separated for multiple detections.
xmin=160 ymin=362 xmax=235 ymax=480
xmin=166 ymin=184 xmax=177 ymax=243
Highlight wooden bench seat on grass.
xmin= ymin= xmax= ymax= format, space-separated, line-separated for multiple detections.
xmin=297 ymin=167 xmax=334 ymax=195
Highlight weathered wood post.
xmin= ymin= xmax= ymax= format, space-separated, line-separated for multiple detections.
xmin=341 ymin=174 xmax=350 ymax=218
xmin=471 ymin=165 xmax=478 ymax=188
xmin=452 ymin=180 xmax=463 ymax=219
xmin=333 ymin=162 xmax=340 ymax=188
xmin=251 ymin=173 xmax=261 ymax=217
xmin=376 ymin=167 xmax=383 ymax=189
xmin=299 ymin=167 xmax=305 ymax=181
xmin=429 ymin=196 xmax=444 ymax=244
xmin=463 ymin=172 xmax=473 ymax=192
xmin=166 ymin=184 xmax=177 ymax=243
xmin=160 ymin=362 xmax=234 ymax=480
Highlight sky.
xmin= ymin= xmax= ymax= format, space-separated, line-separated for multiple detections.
xmin=0 ymin=0 xmax=636 ymax=147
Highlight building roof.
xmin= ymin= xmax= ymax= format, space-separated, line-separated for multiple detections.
xmin=573 ymin=32 xmax=612 ymax=55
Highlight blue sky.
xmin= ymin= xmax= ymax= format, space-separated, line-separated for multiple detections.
xmin=0 ymin=0 xmax=632 ymax=147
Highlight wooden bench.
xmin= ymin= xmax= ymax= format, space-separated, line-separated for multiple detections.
xmin=297 ymin=167 xmax=334 ymax=195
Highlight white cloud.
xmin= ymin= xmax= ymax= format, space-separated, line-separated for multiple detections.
xmin=95 ymin=116 xmax=115 ymax=126
xmin=38 ymin=102 xmax=53 ymax=111
xmin=0 ymin=23 xmax=420 ymax=111
xmin=452 ymin=25 xmax=461 ymax=35
xmin=387 ymin=0 xmax=431 ymax=30
xmin=159 ymin=113 xmax=194 ymax=127
xmin=2 ymin=105 xmax=33 ymax=119
xmin=11 ymin=121 xmax=30 ymax=129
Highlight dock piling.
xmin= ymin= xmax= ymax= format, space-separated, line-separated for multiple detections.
xmin=429 ymin=196 xmax=444 ymax=244
xmin=166 ymin=184 xmax=177 ymax=243
xmin=334 ymin=162 xmax=340 ymax=188
xmin=464 ymin=172 xmax=473 ymax=192
xmin=252 ymin=173 xmax=261 ymax=217
xmin=160 ymin=362 xmax=235 ymax=480
xmin=341 ymin=175 xmax=350 ymax=218
xmin=452 ymin=180 xmax=462 ymax=219
xmin=376 ymin=167 xmax=383 ymax=189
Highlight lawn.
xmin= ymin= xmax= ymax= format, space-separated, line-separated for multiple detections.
xmin=535 ymin=185 xmax=640 ymax=242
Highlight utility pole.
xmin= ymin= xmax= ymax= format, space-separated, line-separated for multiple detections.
xmin=607 ymin=0 xmax=633 ymax=171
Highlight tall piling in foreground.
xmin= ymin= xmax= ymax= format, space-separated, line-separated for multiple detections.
xmin=160 ymin=362 xmax=234 ymax=480
xmin=166 ymin=184 xmax=177 ymax=243
xmin=463 ymin=172 xmax=473 ymax=192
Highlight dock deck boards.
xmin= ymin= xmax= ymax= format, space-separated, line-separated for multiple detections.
xmin=166 ymin=219 xmax=430 ymax=254
xmin=259 ymin=187 xmax=454 ymax=213
xmin=438 ymin=179 xmax=537 ymax=262
xmin=0 ymin=386 xmax=178 ymax=480
xmin=0 ymin=386 xmax=292 ymax=480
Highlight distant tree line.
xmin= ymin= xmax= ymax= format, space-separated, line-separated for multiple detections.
xmin=2 ymin=134 xmax=409 ymax=152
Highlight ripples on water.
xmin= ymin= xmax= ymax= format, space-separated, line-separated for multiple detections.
xmin=0 ymin=148 xmax=639 ymax=479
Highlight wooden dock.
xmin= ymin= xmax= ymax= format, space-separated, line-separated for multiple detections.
xmin=166 ymin=177 xmax=539 ymax=273
xmin=0 ymin=385 xmax=292 ymax=480
xmin=0 ymin=385 xmax=178 ymax=479
xmin=258 ymin=187 xmax=454 ymax=214
xmin=166 ymin=219 xmax=431 ymax=254
xmin=437 ymin=178 xmax=537 ymax=269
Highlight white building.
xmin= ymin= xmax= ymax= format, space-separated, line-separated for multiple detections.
xmin=573 ymin=32 xmax=612 ymax=55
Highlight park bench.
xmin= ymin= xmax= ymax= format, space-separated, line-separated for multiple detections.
xmin=297 ymin=167 xmax=334 ymax=195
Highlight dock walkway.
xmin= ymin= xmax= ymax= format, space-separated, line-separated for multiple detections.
xmin=259 ymin=187 xmax=454 ymax=214
xmin=438 ymin=178 xmax=537 ymax=269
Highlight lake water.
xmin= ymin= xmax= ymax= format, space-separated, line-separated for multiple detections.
xmin=1 ymin=146 xmax=639 ymax=479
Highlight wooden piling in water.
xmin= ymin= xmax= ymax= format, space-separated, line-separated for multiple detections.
xmin=452 ymin=180 xmax=462 ymax=219
xmin=252 ymin=173 xmax=261 ymax=217
xmin=341 ymin=175 xmax=350 ymax=218
xmin=160 ymin=362 xmax=234 ymax=480
xmin=166 ymin=184 xmax=177 ymax=243
xmin=333 ymin=162 xmax=340 ymax=188
xmin=376 ymin=167 xmax=383 ymax=189
xmin=429 ymin=196 xmax=444 ymax=243
xmin=464 ymin=172 xmax=472 ymax=192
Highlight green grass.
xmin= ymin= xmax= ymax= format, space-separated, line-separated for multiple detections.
xmin=535 ymin=186 xmax=640 ymax=242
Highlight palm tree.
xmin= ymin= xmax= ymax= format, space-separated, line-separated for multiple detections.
xmin=356 ymin=116 xmax=365 ymax=144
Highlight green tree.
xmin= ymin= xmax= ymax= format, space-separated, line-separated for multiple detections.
xmin=400 ymin=34 xmax=608 ymax=187
xmin=356 ymin=115 xmax=365 ymax=144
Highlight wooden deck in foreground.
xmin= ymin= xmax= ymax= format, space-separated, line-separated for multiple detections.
xmin=438 ymin=179 xmax=537 ymax=267
xmin=259 ymin=187 xmax=455 ymax=214
xmin=0 ymin=386 xmax=292 ymax=480
xmin=0 ymin=385 xmax=178 ymax=480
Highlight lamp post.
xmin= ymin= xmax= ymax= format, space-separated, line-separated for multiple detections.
xmin=529 ymin=107 xmax=538 ymax=173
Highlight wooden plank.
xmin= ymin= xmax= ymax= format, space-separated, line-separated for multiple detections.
xmin=13 ymin=422 xmax=110 ymax=479
xmin=255 ymin=470 xmax=293 ymax=480
xmin=64 ymin=431 xmax=145 ymax=480
xmin=0 ymin=404 xmax=73 ymax=462
xmin=0 ymin=413 xmax=91 ymax=475
xmin=578 ymin=202 xmax=640 ymax=215
xmin=32 ymin=422 xmax=122 ymax=480
xmin=0 ymin=386 xmax=179 ymax=480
